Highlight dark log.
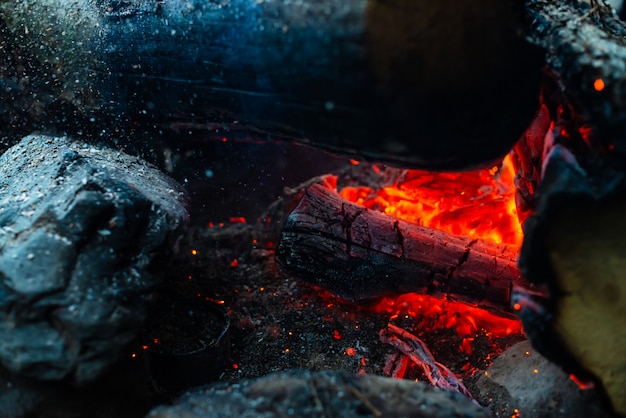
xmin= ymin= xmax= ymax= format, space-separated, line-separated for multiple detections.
xmin=276 ymin=184 xmax=534 ymax=319
xmin=0 ymin=0 xmax=543 ymax=170
xmin=147 ymin=370 xmax=491 ymax=418
xmin=514 ymin=4 xmax=626 ymax=414
xmin=518 ymin=141 xmax=626 ymax=416
xmin=527 ymin=0 xmax=626 ymax=155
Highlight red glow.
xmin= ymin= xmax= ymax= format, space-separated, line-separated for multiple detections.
xmin=339 ymin=155 xmax=522 ymax=247
xmin=333 ymin=329 xmax=342 ymax=340
xmin=372 ymin=293 xmax=522 ymax=341
xmin=579 ymin=125 xmax=593 ymax=143
xmin=460 ymin=338 xmax=474 ymax=355
xmin=593 ymin=78 xmax=605 ymax=92
xmin=333 ymin=156 xmax=524 ymax=351
xmin=346 ymin=347 xmax=357 ymax=356
xmin=230 ymin=259 xmax=239 ymax=268
xmin=569 ymin=373 xmax=595 ymax=390
xmin=204 ymin=297 xmax=225 ymax=305
xmin=229 ymin=216 xmax=247 ymax=223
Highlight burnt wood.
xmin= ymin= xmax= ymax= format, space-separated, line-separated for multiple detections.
xmin=518 ymin=140 xmax=626 ymax=416
xmin=511 ymin=104 xmax=551 ymax=227
xmin=527 ymin=0 xmax=626 ymax=154
xmin=517 ymin=3 xmax=626 ymax=414
xmin=0 ymin=0 xmax=542 ymax=170
xmin=147 ymin=370 xmax=491 ymax=418
xmin=276 ymin=184 xmax=532 ymax=319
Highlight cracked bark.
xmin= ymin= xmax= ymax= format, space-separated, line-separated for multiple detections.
xmin=526 ymin=0 xmax=626 ymax=154
xmin=276 ymin=184 xmax=532 ymax=319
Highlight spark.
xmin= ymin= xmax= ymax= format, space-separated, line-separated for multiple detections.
xmin=593 ymin=78 xmax=605 ymax=91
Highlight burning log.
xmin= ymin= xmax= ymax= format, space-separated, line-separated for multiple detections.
xmin=0 ymin=0 xmax=542 ymax=170
xmin=276 ymin=184 xmax=534 ymax=320
xmin=510 ymin=104 xmax=552 ymax=226
xmin=0 ymin=135 xmax=189 ymax=384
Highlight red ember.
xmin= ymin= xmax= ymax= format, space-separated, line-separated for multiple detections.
xmin=336 ymin=154 xmax=524 ymax=352
xmin=339 ymin=155 xmax=522 ymax=247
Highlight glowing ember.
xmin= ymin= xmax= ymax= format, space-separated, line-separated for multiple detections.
xmin=339 ymin=155 xmax=522 ymax=247
xmin=593 ymin=78 xmax=605 ymax=92
xmin=372 ymin=293 xmax=522 ymax=354
xmin=335 ymin=155 xmax=524 ymax=351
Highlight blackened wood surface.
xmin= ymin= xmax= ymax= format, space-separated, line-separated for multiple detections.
xmin=148 ymin=370 xmax=492 ymax=418
xmin=518 ymin=144 xmax=626 ymax=416
xmin=510 ymin=103 xmax=552 ymax=227
xmin=0 ymin=0 xmax=542 ymax=170
xmin=527 ymin=0 xmax=626 ymax=153
xmin=276 ymin=184 xmax=528 ymax=319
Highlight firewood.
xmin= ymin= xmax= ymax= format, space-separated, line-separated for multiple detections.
xmin=527 ymin=0 xmax=626 ymax=154
xmin=276 ymin=184 xmax=535 ymax=320
xmin=379 ymin=324 xmax=474 ymax=399
xmin=519 ymin=143 xmax=626 ymax=416
xmin=515 ymin=3 xmax=626 ymax=414
xmin=511 ymin=104 xmax=551 ymax=226
xmin=0 ymin=0 xmax=542 ymax=170
xmin=147 ymin=370 xmax=492 ymax=418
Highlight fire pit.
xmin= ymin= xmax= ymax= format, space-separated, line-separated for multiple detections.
xmin=0 ymin=0 xmax=624 ymax=417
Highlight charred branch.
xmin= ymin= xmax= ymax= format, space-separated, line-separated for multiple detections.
xmin=276 ymin=184 xmax=534 ymax=319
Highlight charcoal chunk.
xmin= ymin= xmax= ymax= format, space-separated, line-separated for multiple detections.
xmin=0 ymin=135 xmax=189 ymax=384
xmin=147 ymin=370 xmax=491 ymax=418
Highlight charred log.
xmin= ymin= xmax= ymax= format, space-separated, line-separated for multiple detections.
xmin=510 ymin=104 xmax=551 ymax=226
xmin=527 ymin=0 xmax=626 ymax=155
xmin=147 ymin=370 xmax=491 ymax=418
xmin=276 ymin=184 xmax=535 ymax=320
xmin=515 ymin=3 xmax=626 ymax=414
xmin=0 ymin=0 xmax=542 ymax=170
xmin=518 ymin=139 xmax=626 ymax=416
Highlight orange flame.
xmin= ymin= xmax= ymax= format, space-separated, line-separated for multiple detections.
xmin=340 ymin=155 xmax=522 ymax=247
xmin=372 ymin=293 xmax=522 ymax=353
xmin=338 ymin=155 xmax=524 ymax=349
